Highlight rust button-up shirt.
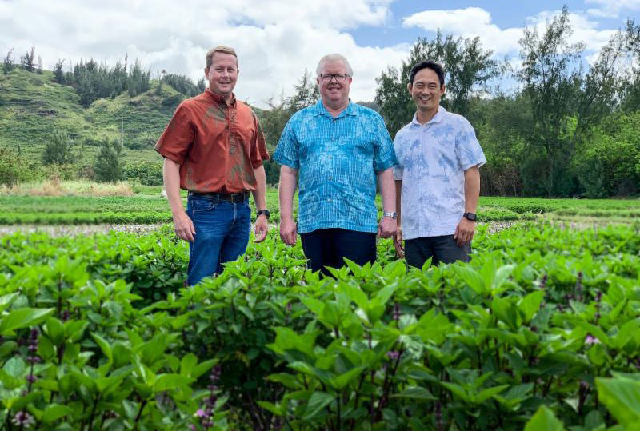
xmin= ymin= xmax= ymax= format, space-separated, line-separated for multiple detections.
xmin=155 ymin=89 xmax=269 ymax=193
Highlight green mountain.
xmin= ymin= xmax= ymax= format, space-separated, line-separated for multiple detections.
xmin=0 ymin=68 xmax=185 ymax=164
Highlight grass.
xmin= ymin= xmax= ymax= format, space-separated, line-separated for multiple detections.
xmin=0 ymin=68 xmax=179 ymax=164
xmin=0 ymin=179 xmax=135 ymax=196
xmin=1 ymin=181 xmax=638 ymax=226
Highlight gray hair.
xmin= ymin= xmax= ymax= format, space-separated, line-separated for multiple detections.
xmin=316 ymin=54 xmax=353 ymax=77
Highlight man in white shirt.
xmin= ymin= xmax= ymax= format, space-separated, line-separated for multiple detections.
xmin=393 ymin=61 xmax=486 ymax=267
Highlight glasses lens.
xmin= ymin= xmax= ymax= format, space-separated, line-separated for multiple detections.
xmin=322 ymin=74 xmax=347 ymax=83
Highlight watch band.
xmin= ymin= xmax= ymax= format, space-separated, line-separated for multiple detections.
xmin=257 ymin=209 xmax=270 ymax=219
xmin=463 ymin=212 xmax=477 ymax=221
xmin=383 ymin=211 xmax=398 ymax=219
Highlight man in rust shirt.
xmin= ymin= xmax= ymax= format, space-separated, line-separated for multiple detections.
xmin=156 ymin=46 xmax=270 ymax=285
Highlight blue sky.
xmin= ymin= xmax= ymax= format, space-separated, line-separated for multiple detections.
xmin=1 ymin=0 xmax=638 ymax=107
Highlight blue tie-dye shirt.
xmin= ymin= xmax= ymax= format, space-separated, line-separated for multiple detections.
xmin=393 ymin=106 xmax=486 ymax=240
xmin=274 ymin=100 xmax=397 ymax=234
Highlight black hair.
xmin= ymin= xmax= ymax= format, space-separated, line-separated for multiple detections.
xmin=409 ymin=61 xmax=445 ymax=87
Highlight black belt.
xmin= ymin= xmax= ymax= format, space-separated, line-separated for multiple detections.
xmin=188 ymin=190 xmax=250 ymax=203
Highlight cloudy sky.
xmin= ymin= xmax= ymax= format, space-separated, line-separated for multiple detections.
xmin=1 ymin=0 xmax=638 ymax=107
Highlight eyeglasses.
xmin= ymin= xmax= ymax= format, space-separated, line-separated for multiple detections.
xmin=319 ymin=73 xmax=350 ymax=83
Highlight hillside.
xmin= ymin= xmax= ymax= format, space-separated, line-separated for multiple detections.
xmin=0 ymin=68 xmax=185 ymax=164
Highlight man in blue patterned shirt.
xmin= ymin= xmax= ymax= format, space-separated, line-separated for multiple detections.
xmin=393 ymin=61 xmax=486 ymax=267
xmin=274 ymin=54 xmax=398 ymax=275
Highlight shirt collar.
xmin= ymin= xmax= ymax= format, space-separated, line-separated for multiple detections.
xmin=205 ymin=88 xmax=236 ymax=107
xmin=411 ymin=105 xmax=446 ymax=127
xmin=313 ymin=99 xmax=358 ymax=118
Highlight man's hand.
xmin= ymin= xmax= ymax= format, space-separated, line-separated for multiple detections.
xmin=254 ymin=214 xmax=268 ymax=242
xmin=454 ymin=218 xmax=475 ymax=246
xmin=173 ymin=211 xmax=195 ymax=242
xmin=378 ymin=216 xmax=397 ymax=239
xmin=280 ymin=217 xmax=297 ymax=246
xmin=393 ymin=226 xmax=404 ymax=258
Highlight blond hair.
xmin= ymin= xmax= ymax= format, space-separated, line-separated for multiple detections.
xmin=206 ymin=46 xmax=238 ymax=69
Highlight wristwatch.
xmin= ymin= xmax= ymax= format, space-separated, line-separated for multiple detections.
xmin=463 ymin=212 xmax=477 ymax=222
xmin=257 ymin=210 xmax=270 ymax=220
xmin=383 ymin=211 xmax=398 ymax=219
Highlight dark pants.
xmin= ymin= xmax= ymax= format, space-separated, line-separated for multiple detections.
xmin=405 ymin=235 xmax=471 ymax=268
xmin=300 ymin=229 xmax=376 ymax=276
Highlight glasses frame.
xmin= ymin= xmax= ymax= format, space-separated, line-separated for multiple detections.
xmin=319 ymin=73 xmax=350 ymax=83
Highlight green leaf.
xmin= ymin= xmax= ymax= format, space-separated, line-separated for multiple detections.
xmin=524 ymin=406 xmax=565 ymax=431
xmin=45 ymin=317 xmax=65 ymax=345
xmin=518 ymin=290 xmax=545 ymax=322
xmin=475 ymin=385 xmax=509 ymax=404
xmin=596 ymin=377 xmax=640 ymax=426
xmin=301 ymin=297 xmax=325 ymax=317
xmin=303 ymin=392 xmax=334 ymax=420
xmin=391 ymin=386 xmax=437 ymax=401
xmin=42 ymin=404 xmax=73 ymax=423
xmin=153 ymin=373 xmax=193 ymax=392
xmin=0 ymin=308 xmax=54 ymax=335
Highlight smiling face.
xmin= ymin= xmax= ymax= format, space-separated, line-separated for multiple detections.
xmin=409 ymin=67 xmax=445 ymax=115
xmin=204 ymin=52 xmax=238 ymax=98
xmin=317 ymin=59 xmax=351 ymax=111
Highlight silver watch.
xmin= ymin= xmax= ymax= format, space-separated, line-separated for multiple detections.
xmin=383 ymin=211 xmax=398 ymax=219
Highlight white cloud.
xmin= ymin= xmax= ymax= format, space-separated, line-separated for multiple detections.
xmin=586 ymin=0 xmax=640 ymax=18
xmin=402 ymin=7 xmax=619 ymax=58
xmin=0 ymin=0 xmax=404 ymax=107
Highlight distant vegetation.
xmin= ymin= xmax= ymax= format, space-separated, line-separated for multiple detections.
xmin=1 ymin=11 xmax=639 ymax=197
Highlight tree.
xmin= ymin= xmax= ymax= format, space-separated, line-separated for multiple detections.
xmin=3 ymin=48 xmax=14 ymax=74
xmin=621 ymin=19 xmax=640 ymax=111
xmin=517 ymin=7 xmax=629 ymax=196
xmin=54 ymin=59 xmax=65 ymax=84
xmin=37 ymin=55 xmax=43 ymax=74
xmin=42 ymin=130 xmax=74 ymax=165
xmin=375 ymin=33 xmax=499 ymax=137
xmin=94 ymin=138 xmax=123 ymax=182
xmin=21 ymin=46 xmax=35 ymax=72
xmin=517 ymin=7 xmax=584 ymax=196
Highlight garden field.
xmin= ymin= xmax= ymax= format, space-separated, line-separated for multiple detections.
xmin=1 ymin=184 xmax=639 ymax=226
xmin=1 ymin=214 xmax=640 ymax=429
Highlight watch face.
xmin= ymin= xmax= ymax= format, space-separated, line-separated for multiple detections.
xmin=465 ymin=213 xmax=477 ymax=221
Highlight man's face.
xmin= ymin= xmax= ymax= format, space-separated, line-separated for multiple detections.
xmin=205 ymin=52 xmax=238 ymax=97
xmin=317 ymin=60 xmax=351 ymax=108
xmin=409 ymin=67 xmax=445 ymax=112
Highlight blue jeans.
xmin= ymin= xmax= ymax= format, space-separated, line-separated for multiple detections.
xmin=186 ymin=194 xmax=251 ymax=285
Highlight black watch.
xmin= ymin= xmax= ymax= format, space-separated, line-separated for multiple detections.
xmin=463 ymin=212 xmax=477 ymax=222
xmin=257 ymin=209 xmax=270 ymax=220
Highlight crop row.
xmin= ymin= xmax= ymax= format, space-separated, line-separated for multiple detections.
xmin=1 ymin=223 xmax=640 ymax=429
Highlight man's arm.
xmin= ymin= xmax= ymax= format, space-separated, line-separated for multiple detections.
xmin=454 ymin=165 xmax=480 ymax=246
xmin=252 ymin=165 xmax=268 ymax=242
xmin=278 ymin=166 xmax=298 ymax=246
xmin=163 ymin=158 xmax=195 ymax=242
xmin=394 ymin=179 xmax=404 ymax=257
xmin=377 ymin=168 xmax=397 ymax=239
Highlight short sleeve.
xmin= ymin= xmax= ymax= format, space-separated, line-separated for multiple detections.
xmin=250 ymin=112 xmax=270 ymax=169
xmin=372 ymin=114 xmax=397 ymax=172
xmin=393 ymin=134 xmax=404 ymax=180
xmin=455 ymin=119 xmax=486 ymax=171
xmin=155 ymin=103 xmax=194 ymax=165
xmin=273 ymin=116 xmax=300 ymax=170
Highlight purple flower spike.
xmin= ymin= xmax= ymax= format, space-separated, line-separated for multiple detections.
xmin=12 ymin=411 xmax=35 ymax=428
xmin=585 ymin=334 xmax=601 ymax=345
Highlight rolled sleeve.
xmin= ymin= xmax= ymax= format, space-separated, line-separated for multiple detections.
xmin=155 ymin=104 xmax=194 ymax=165
xmin=273 ymin=119 xmax=299 ymax=170
xmin=456 ymin=119 xmax=486 ymax=171
xmin=373 ymin=116 xmax=397 ymax=172
xmin=250 ymin=114 xmax=270 ymax=169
